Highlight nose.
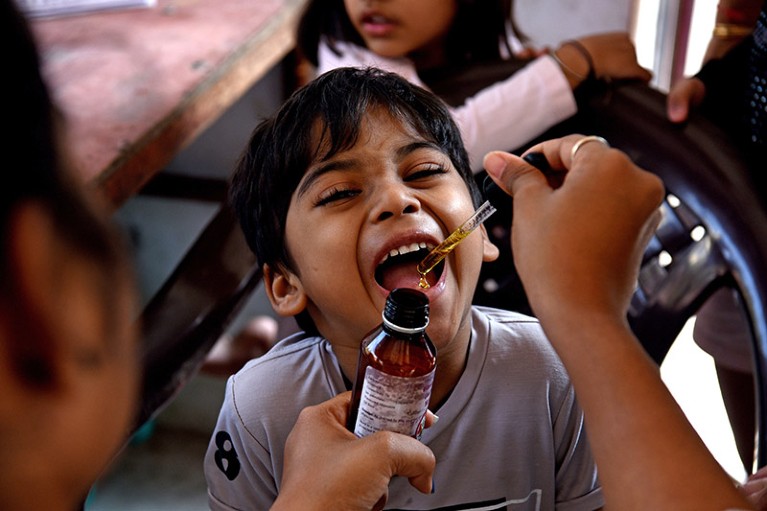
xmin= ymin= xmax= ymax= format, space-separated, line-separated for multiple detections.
xmin=370 ymin=181 xmax=421 ymax=223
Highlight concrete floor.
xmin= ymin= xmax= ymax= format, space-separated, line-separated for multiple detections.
xmin=86 ymin=374 xmax=226 ymax=510
xmin=86 ymin=425 xmax=211 ymax=511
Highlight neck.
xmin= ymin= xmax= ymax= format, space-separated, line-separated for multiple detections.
xmin=334 ymin=344 xmax=360 ymax=387
xmin=409 ymin=40 xmax=450 ymax=71
xmin=428 ymin=328 xmax=470 ymax=409
xmin=334 ymin=323 xmax=470 ymax=408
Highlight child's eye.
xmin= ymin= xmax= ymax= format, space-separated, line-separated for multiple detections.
xmin=314 ymin=186 xmax=360 ymax=207
xmin=406 ymin=164 xmax=448 ymax=181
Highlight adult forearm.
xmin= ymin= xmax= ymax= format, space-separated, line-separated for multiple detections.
xmin=541 ymin=314 xmax=752 ymax=511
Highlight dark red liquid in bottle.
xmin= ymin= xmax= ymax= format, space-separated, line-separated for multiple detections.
xmin=347 ymin=288 xmax=437 ymax=439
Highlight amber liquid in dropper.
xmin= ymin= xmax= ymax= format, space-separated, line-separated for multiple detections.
xmin=417 ymin=200 xmax=497 ymax=289
xmin=417 ymin=155 xmax=551 ymax=288
xmin=417 ymin=229 xmax=471 ymax=289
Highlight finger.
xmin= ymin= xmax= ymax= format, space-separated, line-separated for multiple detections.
xmin=514 ymin=47 xmax=537 ymax=59
xmin=565 ymin=134 xmax=612 ymax=169
xmin=321 ymin=390 xmax=353 ymax=424
xmin=366 ymin=432 xmax=436 ymax=495
xmin=640 ymin=207 xmax=663 ymax=251
xmin=424 ymin=410 xmax=439 ymax=429
xmin=667 ymin=79 xmax=707 ymax=123
xmin=293 ymin=391 xmax=352 ymax=430
xmin=483 ymin=150 xmax=550 ymax=199
xmin=742 ymin=476 xmax=767 ymax=495
xmin=667 ymin=87 xmax=691 ymax=123
xmin=742 ymin=477 xmax=767 ymax=508
xmin=522 ymin=152 xmax=567 ymax=189
xmin=523 ymin=134 xmax=601 ymax=172
xmin=372 ymin=494 xmax=388 ymax=511
xmin=749 ymin=465 xmax=767 ymax=481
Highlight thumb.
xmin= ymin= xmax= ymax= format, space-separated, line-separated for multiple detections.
xmin=483 ymin=151 xmax=548 ymax=199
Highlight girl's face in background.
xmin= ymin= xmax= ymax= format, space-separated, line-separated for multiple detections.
xmin=343 ymin=0 xmax=457 ymax=68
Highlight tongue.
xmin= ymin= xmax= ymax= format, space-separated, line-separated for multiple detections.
xmin=380 ymin=261 xmax=426 ymax=290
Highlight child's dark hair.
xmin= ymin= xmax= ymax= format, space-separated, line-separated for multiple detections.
xmin=296 ymin=0 xmax=524 ymax=67
xmin=230 ymin=65 xmax=480 ymax=290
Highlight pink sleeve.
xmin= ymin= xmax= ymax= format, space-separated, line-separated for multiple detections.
xmin=451 ymin=55 xmax=577 ymax=173
xmin=316 ymin=39 xmax=424 ymax=87
xmin=318 ymin=41 xmax=576 ymax=175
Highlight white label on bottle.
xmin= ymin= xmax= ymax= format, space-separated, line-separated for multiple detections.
xmin=353 ymin=366 xmax=435 ymax=439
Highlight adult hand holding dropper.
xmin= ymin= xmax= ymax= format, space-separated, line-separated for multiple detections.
xmin=483 ymin=135 xmax=752 ymax=511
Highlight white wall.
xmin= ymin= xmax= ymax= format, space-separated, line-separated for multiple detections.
xmin=513 ymin=0 xmax=635 ymax=47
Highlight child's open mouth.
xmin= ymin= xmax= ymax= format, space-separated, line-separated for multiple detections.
xmin=375 ymin=242 xmax=443 ymax=291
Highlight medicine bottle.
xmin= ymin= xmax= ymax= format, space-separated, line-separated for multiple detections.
xmin=347 ymin=288 xmax=437 ymax=439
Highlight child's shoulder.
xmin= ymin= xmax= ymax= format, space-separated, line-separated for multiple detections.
xmin=472 ymin=304 xmax=545 ymax=342
xmin=235 ymin=332 xmax=332 ymax=381
xmin=221 ymin=332 xmax=344 ymax=436
xmin=461 ymin=306 xmax=573 ymax=404
xmin=473 ymin=304 xmax=539 ymax=325
xmin=227 ymin=332 xmax=343 ymax=405
xmin=470 ymin=305 xmax=559 ymax=363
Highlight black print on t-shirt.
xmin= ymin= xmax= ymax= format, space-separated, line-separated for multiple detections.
xmin=214 ymin=430 xmax=241 ymax=481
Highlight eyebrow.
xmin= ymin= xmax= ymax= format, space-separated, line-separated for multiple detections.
xmin=396 ymin=141 xmax=442 ymax=158
xmin=296 ymin=159 xmax=357 ymax=200
xmin=296 ymin=140 xmax=445 ymax=199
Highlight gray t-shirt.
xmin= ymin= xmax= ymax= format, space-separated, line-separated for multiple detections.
xmin=205 ymin=306 xmax=604 ymax=510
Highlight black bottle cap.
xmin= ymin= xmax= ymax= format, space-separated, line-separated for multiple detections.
xmin=384 ymin=288 xmax=430 ymax=330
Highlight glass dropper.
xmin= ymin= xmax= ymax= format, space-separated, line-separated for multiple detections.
xmin=415 ymin=153 xmax=554 ymax=289
xmin=416 ymin=199 xmax=497 ymax=289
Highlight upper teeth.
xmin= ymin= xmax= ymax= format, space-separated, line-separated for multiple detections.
xmin=380 ymin=242 xmax=431 ymax=264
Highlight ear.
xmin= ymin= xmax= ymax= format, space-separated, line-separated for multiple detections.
xmin=480 ymin=224 xmax=500 ymax=262
xmin=263 ymin=263 xmax=307 ymax=317
xmin=4 ymin=202 xmax=65 ymax=387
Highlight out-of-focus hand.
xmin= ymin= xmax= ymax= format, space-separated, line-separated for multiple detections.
xmin=482 ymin=135 xmax=664 ymax=328
xmin=667 ymin=77 xmax=707 ymax=123
xmin=272 ymin=392 xmax=436 ymax=511
xmin=484 ymin=139 xmax=757 ymax=511
xmin=515 ymin=46 xmax=548 ymax=60
xmin=202 ymin=315 xmax=279 ymax=376
xmin=742 ymin=466 xmax=767 ymax=510
xmin=575 ymin=32 xmax=653 ymax=82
